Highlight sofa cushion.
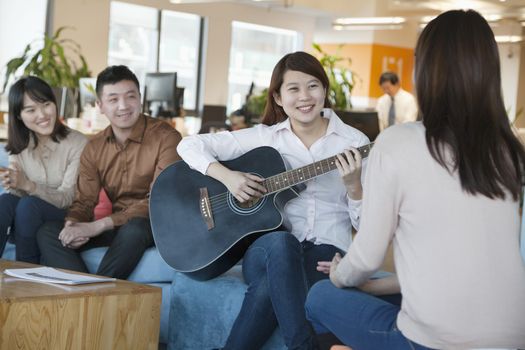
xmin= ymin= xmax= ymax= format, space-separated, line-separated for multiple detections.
xmin=93 ymin=189 xmax=112 ymax=220
xmin=2 ymin=241 xmax=15 ymax=260
xmin=0 ymin=143 xmax=7 ymax=194
xmin=81 ymin=246 xmax=176 ymax=284
xmin=168 ymin=265 xmax=286 ymax=350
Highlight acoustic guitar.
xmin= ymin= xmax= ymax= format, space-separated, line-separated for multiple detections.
xmin=150 ymin=144 xmax=373 ymax=281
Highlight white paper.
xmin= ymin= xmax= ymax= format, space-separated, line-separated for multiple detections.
xmin=4 ymin=267 xmax=116 ymax=285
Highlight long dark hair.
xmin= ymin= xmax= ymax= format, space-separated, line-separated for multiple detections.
xmin=6 ymin=76 xmax=69 ymax=155
xmin=261 ymin=51 xmax=331 ymax=126
xmin=415 ymin=10 xmax=525 ymax=200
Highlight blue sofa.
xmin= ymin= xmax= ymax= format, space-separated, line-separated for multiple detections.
xmin=169 ymin=265 xmax=286 ymax=350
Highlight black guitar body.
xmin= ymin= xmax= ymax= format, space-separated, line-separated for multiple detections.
xmin=149 ymin=146 xmax=299 ymax=281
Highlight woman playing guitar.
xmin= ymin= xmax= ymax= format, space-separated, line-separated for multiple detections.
xmin=177 ymin=51 xmax=368 ymax=350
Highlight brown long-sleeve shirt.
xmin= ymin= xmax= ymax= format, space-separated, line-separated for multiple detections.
xmin=66 ymin=115 xmax=181 ymax=226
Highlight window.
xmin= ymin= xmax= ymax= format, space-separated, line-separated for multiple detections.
xmin=108 ymin=1 xmax=202 ymax=112
xmin=108 ymin=2 xmax=159 ymax=86
xmin=228 ymin=21 xmax=302 ymax=113
xmin=159 ymin=11 xmax=201 ymax=111
xmin=0 ymin=0 xmax=47 ymax=109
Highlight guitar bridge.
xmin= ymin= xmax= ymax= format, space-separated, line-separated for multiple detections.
xmin=200 ymin=188 xmax=215 ymax=230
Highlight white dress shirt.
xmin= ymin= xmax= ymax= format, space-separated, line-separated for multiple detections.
xmin=8 ymin=129 xmax=88 ymax=208
xmin=177 ymin=109 xmax=369 ymax=251
xmin=376 ymin=88 xmax=418 ymax=131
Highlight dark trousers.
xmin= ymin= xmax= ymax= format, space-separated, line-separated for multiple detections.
xmin=37 ymin=217 xmax=154 ymax=279
xmin=0 ymin=193 xmax=66 ymax=263
xmin=223 ymin=231 xmax=344 ymax=350
xmin=306 ymin=280 xmax=431 ymax=350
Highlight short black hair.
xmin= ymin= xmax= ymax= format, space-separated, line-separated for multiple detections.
xmin=6 ymin=76 xmax=69 ymax=155
xmin=379 ymin=72 xmax=399 ymax=86
xmin=95 ymin=65 xmax=140 ymax=98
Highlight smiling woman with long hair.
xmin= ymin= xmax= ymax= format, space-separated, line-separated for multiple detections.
xmin=0 ymin=76 xmax=87 ymax=263
xmin=177 ymin=51 xmax=370 ymax=349
xmin=305 ymin=10 xmax=525 ymax=350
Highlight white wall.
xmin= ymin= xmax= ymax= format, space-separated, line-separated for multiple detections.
xmin=499 ymin=42 xmax=522 ymax=123
xmin=0 ymin=0 xmax=47 ymax=109
xmin=516 ymin=36 xmax=525 ymax=128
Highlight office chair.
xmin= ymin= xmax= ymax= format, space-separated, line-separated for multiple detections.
xmin=337 ymin=110 xmax=380 ymax=141
xmin=198 ymin=105 xmax=230 ymax=133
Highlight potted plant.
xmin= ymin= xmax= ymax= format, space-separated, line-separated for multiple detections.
xmin=312 ymin=43 xmax=358 ymax=111
xmin=2 ymin=26 xmax=91 ymax=118
xmin=245 ymin=88 xmax=268 ymax=124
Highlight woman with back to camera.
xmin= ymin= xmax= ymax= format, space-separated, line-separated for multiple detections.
xmin=0 ymin=76 xmax=87 ymax=263
xmin=177 ymin=51 xmax=370 ymax=349
xmin=305 ymin=9 xmax=525 ymax=350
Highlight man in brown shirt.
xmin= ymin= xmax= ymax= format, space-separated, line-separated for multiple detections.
xmin=37 ymin=65 xmax=182 ymax=278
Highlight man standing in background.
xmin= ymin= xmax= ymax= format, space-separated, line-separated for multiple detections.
xmin=376 ymin=71 xmax=418 ymax=131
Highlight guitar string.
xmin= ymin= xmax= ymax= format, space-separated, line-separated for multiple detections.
xmin=204 ymin=146 xmax=371 ymax=203
xmin=205 ymin=145 xmax=373 ymax=212
xmin=207 ymin=162 xmax=337 ymax=208
xmin=208 ymin=193 xmax=264 ymax=212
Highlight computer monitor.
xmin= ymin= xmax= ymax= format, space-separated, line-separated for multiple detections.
xmin=338 ymin=110 xmax=380 ymax=141
xmin=143 ymin=72 xmax=182 ymax=117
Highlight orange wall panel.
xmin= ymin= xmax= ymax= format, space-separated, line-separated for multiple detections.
xmin=370 ymin=44 xmax=415 ymax=98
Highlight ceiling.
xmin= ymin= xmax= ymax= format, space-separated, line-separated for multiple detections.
xmin=170 ymin=0 xmax=525 ymax=20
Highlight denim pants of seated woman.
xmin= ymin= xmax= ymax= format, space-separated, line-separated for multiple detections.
xmin=0 ymin=193 xmax=66 ymax=263
xmin=223 ymin=231 xmax=344 ymax=350
xmin=305 ymin=279 xmax=434 ymax=350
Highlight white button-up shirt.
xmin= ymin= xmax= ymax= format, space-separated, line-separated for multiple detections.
xmin=177 ymin=109 xmax=369 ymax=251
xmin=376 ymin=88 xmax=418 ymax=131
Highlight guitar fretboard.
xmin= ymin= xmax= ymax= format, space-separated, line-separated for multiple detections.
xmin=263 ymin=143 xmax=373 ymax=194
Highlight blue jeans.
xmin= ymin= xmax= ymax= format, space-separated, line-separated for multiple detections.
xmin=305 ymin=280 xmax=434 ymax=350
xmin=223 ymin=231 xmax=344 ymax=350
xmin=0 ymin=193 xmax=66 ymax=263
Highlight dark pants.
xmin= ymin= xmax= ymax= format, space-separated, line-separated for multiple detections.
xmin=37 ymin=217 xmax=154 ymax=279
xmin=306 ymin=280 xmax=432 ymax=350
xmin=0 ymin=193 xmax=66 ymax=263
xmin=223 ymin=231 xmax=344 ymax=350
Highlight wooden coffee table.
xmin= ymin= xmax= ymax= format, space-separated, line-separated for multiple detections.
xmin=0 ymin=259 xmax=161 ymax=349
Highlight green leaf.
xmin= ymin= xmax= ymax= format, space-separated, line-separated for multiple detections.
xmin=2 ymin=26 xmax=91 ymax=94
xmin=312 ymin=42 xmax=359 ymax=110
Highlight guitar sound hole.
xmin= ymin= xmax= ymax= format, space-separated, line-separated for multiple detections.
xmin=234 ymin=198 xmax=261 ymax=209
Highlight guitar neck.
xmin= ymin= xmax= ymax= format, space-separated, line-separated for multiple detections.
xmin=263 ymin=143 xmax=374 ymax=194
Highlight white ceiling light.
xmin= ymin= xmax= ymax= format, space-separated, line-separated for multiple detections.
xmin=421 ymin=13 xmax=501 ymax=24
xmin=484 ymin=14 xmax=503 ymax=22
xmin=333 ymin=24 xmax=404 ymax=31
xmin=333 ymin=17 xmax=406 ymax=25
xmin=421 ymin=15 xmax=436 ymax=23
xmin=332 ymin=17 xmax=406 ymax=31
xmin=495 ymin=35 xmax=523 ymax=43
